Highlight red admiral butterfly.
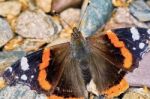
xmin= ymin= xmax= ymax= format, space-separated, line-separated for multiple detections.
xmin=2 ymin=26 xmax=150 ymax=98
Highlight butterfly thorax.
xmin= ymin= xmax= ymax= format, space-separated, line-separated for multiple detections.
xmin=71 ymin=27 xmax=88 ymax=59
xmin=71 ymin=27 xmax=92 ymax=84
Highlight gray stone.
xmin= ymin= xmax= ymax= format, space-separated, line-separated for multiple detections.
xmin=80 ymin=0 xmax=113 ymax=37
xmin=0 ymin=84 xmax=46 ymax=99
xmin=125 ymin=52 xmax=150 ymax=87
xmin=130 ymin=0 xmax=150 ymax=22
xmin=0 ymin=51 xmax=26 ymax=74
xmin=15 ymin=10 xmax=62 ymax=40
xmin=0 ymin=18 xmax=14 ymax=47
xmin=0 ymin=1 xmax=21 ymax=17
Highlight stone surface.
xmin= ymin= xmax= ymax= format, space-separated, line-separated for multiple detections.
xmin=4 ymin=36 xmax=23 ymax=51
xmin=51 ymin=0 xmax=82 ymax=13
xmin=0 ymin=1 xmax=22 ymax=17
xmin=60 ymin=8 xmax=80 ymax=28
xmin=0 ymin=84 xmax=47 ymax=99
xmin=17 ymin=38 xmax=47 ymax=52
xmin=80 ymin=0 xmax=113 ymax=37
xmin=36 ymin=0 xmax=52 ymax=13
xmin=15 ymin=10 xmax=61 ymax=40
xmin=125 ymin=52 xmax=150 ymax=88
xmin=104 ymin=7 xmax=148 ymax=30
xmin=122 ymin=88 xmax=150 ymax=99
xmin=0 ymin=51 xmax=26 ymax=74
xmin=129 ymin=0 xmax=150 ymax=22
xmin=0 ymin=18 xmax=14 ymax=47
xmin=60 ymin=8 xmax=80 ymax=39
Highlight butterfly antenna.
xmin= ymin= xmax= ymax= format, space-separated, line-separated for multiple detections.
xmin=77 ymin=0 xmax=91 ymax=30
xmin=51 ymin=10 xmax=73 ymax=29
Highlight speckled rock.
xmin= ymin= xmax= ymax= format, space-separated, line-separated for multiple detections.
xmin=122 ymin=88 xmax=150 ymax=99
xmin=0 ymin=1 xmax=22 ymax=17
xmin=0 ymin=0 xmax=5 ymax=2
xmin=4 ymin=37 xmax=48 ymax=52
xmin=60 ymin=8 xmax=80 ymax=38
xmin=19 ymin=0 xmax=37 ymax=11
xmin=17 ymin=38 xmax=47 ymax=52
xmin=129 ymin=0 xmax=150 ymax=22
xmin=4 ymin=36 xmax=24 ymax=51
xmin=80 ymin=0 xmax=113 ymax=37
xmin=0 ymin=18 xmax=14 ymax=47
xmin=15 ymin=10 xmax=62 ymax=40
xmin=104 ymin=7 xmax=148 ymax=30
xmin=60 ymin=8 xmax=80 ymax=28
xmin=36 ymin=0 xmax=52 ymax=13
xmin=0 ymin=84 xmax=47 ymax=99
xmin=125 ymin=52 xmax=150 ymax=88
xmin=0 ymin=51 xmax=26 ymax=74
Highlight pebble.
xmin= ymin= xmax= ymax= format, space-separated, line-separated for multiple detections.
xmin=112 ymin=0 xmax=132 ymax=7
xmin=122 ymin=87 xmax=150 ymax=99
xmin=51 ymin=0 xmax=82 ymax=13
xmin=18 ymin=38 xmax=47 ymax=52
xmin=36 ymin=0 xmax=52 ymax=13
xmin=0 ymin=84 xmax=47 ymax=99
xmin=4 ymin=37 xmax=48 ymax=52
xmin=125 ymin=52 xmax=150 ymax=88
xmin=0 ymin=18 xmax=14 ymax=48
xmin=105 ymin=7 xmax=148 ymax=30
xmin=15 ymin=10 xmax=61 ymax=40
xmin=0 ymin=51 xmax=26 ymax=74
xmin=60 ymin=8 xmax=80 ymax=28
xmin=0 ymin=1 xmax=22 ymax=17
xmin=80 ymin=0 xmax=113 ymax=37
xmin=129 ymin=0 xmax=150 ymax=22
xmin=60 ymin=8 xmax=80 ymax=38
xmin=4 ymin=36 xmax=24 ymax=51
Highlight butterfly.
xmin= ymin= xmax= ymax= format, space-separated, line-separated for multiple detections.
xmin=2 ymin=26 xmax=150 ymax=99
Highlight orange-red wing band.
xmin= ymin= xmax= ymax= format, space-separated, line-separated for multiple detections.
xmin=39 ymin=48 xmax=51 ymax=70
xmin=38 ymin=48 xmax=52 ymax=90
xmin=102 ymin=78 xmax=129 ymax=98
xmin=106 ymin=30 xmax=133 ymax=69
xmin=48 ymin=95 xmax=84 ymax=99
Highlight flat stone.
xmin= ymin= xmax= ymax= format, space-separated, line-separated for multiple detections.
xmin=17 ymin=38 xmax=47 ymax=52
xmin=60 ymin=8 xmax=80 ymax=28
xmin=0 ymin=1 xmax=22 ymax=17
xmin=80 ymin=0 xmax=113 ymax=37
xmin=104 ymin=7 xmax=148 ymax=30
xmin=36 ymin=0 xmax=52 ymax=13
xmin=125 ymin=52 xmax=150 ymax=87
xmin=15 ymin=10 xmax=61 ymax=40
xmin=130 ymin=0 xmax=150 ymax=22
xmin=0 ymin=84 xmax=47 ymax=99
xmin=0 ymin=51 xmax=26 ymax=74
xmin=52 ymin=0 xmax=82 ymax=13
xmin=122 ymin=88 xmax=150 ymax=99
xmin=4 ymin=36 xmax=24 ymax=51
xmin=0 ymin=18 xmax=14 ymax=47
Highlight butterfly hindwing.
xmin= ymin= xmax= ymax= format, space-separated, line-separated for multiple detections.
xmin=86 ymin=27 xmax=150 ymax=97
xmin=3 ymin=43 xmax=86 ymax=98
xmin=3 ymin=50 xmax=43 ymax=92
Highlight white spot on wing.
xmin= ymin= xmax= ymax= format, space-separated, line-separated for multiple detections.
xmin=139 ymin=43 xmax=145 ymax=49
xmin=15 ymin=76 xmax=19 ymax=79
xmin=31 ymin=75 xmax=34 ymax=78
xmin=21 ymin=74 xmax=27 ymax=80
xmin=7 ymin=67 xmax=12 ymax=72
xmin=130 ymin=27 xmax=140 ymax=41
xmin=21 ymin=57 xmax=29 ymax=71
xmin=147 ymin=29 xmax=150 ymax=34
xmin=87 ymin=79 xmax=99 ymax=96
xmin=133 ymin=47 xmax=136 ymax=50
